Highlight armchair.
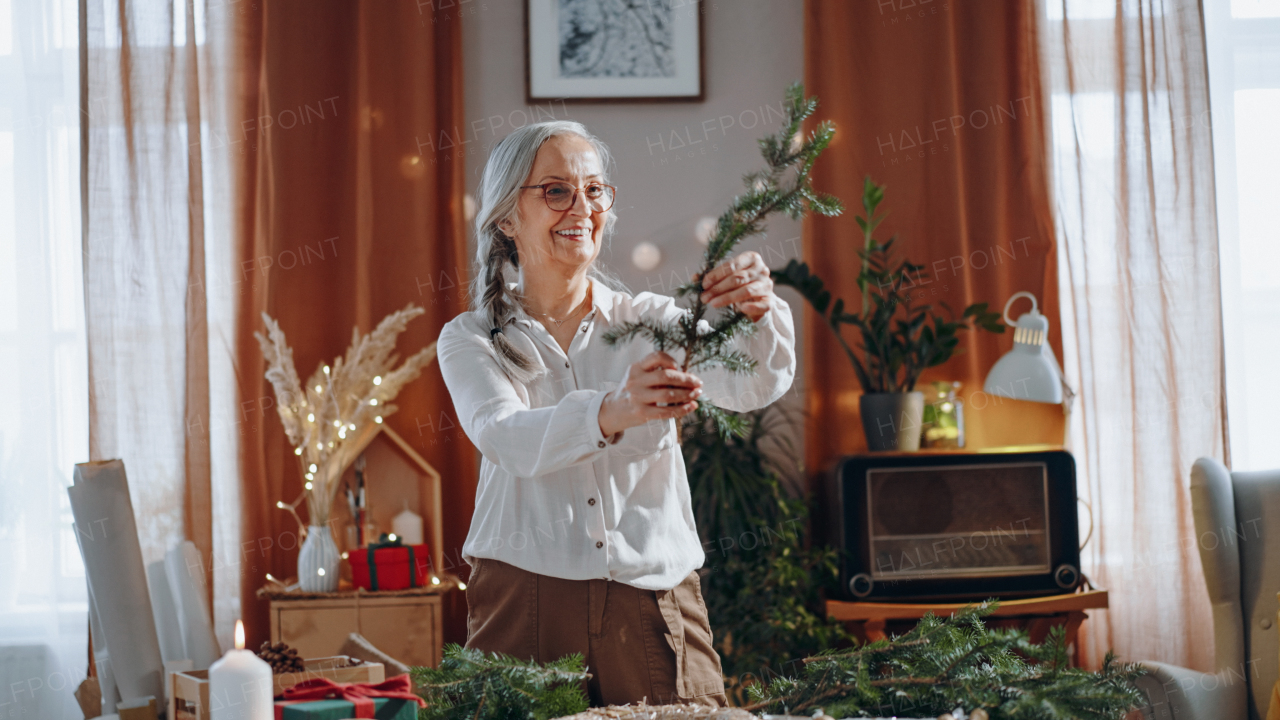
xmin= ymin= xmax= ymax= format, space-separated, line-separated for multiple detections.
xmin=1134 ymin=457 xmax=1280 ymax=720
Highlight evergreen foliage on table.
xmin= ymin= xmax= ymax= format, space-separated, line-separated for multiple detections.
xmin=682 ymin=407 xmax=853 ymax=706
xmin=603 ymin=82 xmax=843 ymax=438
xmin=411 ymin=644 xmax=590 ymax=720
xmin=742 ymin=602 xmax=1147 ymax=720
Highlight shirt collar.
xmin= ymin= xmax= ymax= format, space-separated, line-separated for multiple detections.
xmin=588 ymin=276 xmax=615 ymax=324
xmin=508 ymin=276 xmax=616 ymax=326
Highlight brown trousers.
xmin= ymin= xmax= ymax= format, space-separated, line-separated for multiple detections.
xmin=464 ymin=556 xmax=729 ymax=708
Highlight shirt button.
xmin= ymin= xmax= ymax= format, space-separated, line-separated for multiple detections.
xmin=588 ymin=498 xmax=596 ymax=506
xmin=597 ymin=441 xmax=606 ymax=448
xmin=595 ymin=541 xmax=603 ymax=549
xmin=565 ymin=361 xmax=570 ymax=368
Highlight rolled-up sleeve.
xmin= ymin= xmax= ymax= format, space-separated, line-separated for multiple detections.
xmin=696 ymin=296 xmax=797 ymax=412
xmin=438 ymin=321 xmax=608 ymax=478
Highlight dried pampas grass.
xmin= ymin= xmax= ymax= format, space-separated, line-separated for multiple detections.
xmin=254 ymin=304 xmax=437 ymax=524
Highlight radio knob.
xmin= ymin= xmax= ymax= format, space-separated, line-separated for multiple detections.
xmin=1054 ymin=564 xmax=1080 ymax=589
xmin=849 ymin=573 xmax=874 ymax=598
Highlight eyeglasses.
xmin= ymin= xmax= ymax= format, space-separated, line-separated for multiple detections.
xmin=520 ymin=181 xmax=616 ymax=212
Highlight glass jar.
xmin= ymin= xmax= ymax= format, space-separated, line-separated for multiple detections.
xmin=921 ymin=381 xmax=964 ymax=448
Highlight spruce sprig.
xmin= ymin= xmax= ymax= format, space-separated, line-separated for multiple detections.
xmin=742 ymin=602 xmax=1147 ymax=720
xmin=411 ymin=644 xmax=591 ymax=720
xmin=603 ymin=82 xmax=843 ymax=439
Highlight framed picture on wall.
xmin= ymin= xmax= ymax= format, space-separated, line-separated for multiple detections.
xmin=526 ymin=0 xmax=705 ymax=103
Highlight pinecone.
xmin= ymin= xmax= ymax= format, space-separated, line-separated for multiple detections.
xmin=256 ymin=641 xmax=306 ymax=674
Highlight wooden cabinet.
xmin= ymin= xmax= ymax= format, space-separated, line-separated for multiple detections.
xmin=265 ymin=588 xmax=445 ymax=669
xmin=826 ymin=589 xmax=1108 ymax=667
xmin=259 ymin=424 xmax=455 ymax=669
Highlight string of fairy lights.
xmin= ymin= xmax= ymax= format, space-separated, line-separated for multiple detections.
xmin=276 ymin=362 xmax=386 ymax=534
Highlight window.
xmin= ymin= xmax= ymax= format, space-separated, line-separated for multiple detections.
xmin=1205 ymin=3 xmax=1280 ymax=471
xmin=0 ymin=0 xmax=91 ymax=716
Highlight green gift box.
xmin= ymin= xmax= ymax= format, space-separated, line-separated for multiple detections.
xmin=273 ymin=697 xmax=415 ymax=719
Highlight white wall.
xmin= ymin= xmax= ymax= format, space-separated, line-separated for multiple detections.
xmin=462 ymin=0 xmax=809 ymax=492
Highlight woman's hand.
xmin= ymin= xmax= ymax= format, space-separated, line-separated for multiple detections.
xmin=598 ymin=352 xmax=703 ymax=438
xmin=698 ymin=250 xmax=774 ymax=322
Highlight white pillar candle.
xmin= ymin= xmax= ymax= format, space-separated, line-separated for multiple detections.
xmin=391 ymin=505 xmax=424 ymax=546
xmin=209 ymin=620 xmax=273 ymax=720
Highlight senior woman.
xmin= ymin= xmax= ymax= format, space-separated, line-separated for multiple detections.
xmin=437 ymin=120 xmax=795 ymax=709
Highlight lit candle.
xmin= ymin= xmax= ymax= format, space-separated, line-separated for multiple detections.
xmin=209 ymin=620 xmax=273 ymax=720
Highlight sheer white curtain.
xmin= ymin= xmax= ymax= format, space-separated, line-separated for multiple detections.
xmin=0 ymin=0 xmax=91 ymax=717
xmin=1205 ymin=1 xmax=1280 ymax=473
xmin=0 ymin=0 xmax=240 ymax=715
xmin=81 ymin=0 xmax=241 ymax=654
xmin=1042 ymin=0 xmax=1226 ymax=672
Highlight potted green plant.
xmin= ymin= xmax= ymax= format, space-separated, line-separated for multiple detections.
xmin=680 ymin=406 xmax=852 ymax=705
xmin=773 ymin=178 xmax=1004 ymax=451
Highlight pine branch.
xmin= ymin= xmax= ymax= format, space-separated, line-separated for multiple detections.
xmin=605 ymin=82 xmax=843 ymax=437
xmin=743 ymin=602 xmax=1148 ymax=720
xmin=600 ymin=316 xmax=684 ymax=353
xmin=411 ymin=644 xmax=591 ymax=720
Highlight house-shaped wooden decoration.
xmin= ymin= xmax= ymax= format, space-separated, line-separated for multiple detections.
xmin=328 ymin=423 xmax=445 ymax=580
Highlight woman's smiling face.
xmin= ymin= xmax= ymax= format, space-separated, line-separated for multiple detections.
xmin=501 ymin=133 xmax=609 ymax=277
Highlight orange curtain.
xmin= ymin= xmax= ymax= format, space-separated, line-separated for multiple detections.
xmin=233 ymin=1 xmax=475 ymax=647
xmin=802 ymin=1 xmax=1064 ymax=478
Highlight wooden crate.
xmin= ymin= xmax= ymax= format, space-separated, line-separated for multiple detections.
xmin=168 ymin=656 xmax=383 ymax=720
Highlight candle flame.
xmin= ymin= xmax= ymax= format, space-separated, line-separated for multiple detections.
xmin=235 ymin=619 xmax=245 ymax=650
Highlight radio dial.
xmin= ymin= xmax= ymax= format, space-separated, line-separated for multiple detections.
xmin=849 ymin=573 xmax=874 ymax=598
xmin=1054 ymin=564 xmax=1080 ymax=589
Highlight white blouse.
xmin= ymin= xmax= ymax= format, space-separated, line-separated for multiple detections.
xmin=438 ymin=276 xmax=796 ymax=591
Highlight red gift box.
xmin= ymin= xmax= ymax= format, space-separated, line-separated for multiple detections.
xmin=274 ymin=675 xmax=424 ymax=718
xmin=348 ymin=542 xmax=431 ymax=591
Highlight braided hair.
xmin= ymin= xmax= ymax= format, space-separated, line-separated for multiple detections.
xmin=471 ymin=121 xmax=617 ymax=384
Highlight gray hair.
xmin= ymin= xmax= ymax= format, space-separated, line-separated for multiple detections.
xmin=472 ymin=121 xmax=618 ymax=384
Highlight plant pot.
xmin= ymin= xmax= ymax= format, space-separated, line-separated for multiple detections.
xmin=298 ymin=525 xmax=340 ymax=592
xmin=859 ymin=392 xmax=925 ymax=452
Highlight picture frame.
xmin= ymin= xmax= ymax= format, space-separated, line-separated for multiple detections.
xmin=526 ymin=0 xmax=705 ymax=103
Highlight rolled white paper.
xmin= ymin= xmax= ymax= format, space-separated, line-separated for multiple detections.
xmin=147 ymin=560 xmax=186 ymax=666
xmin=165 ymin=541 xmax=222 ymax=669
xmin=69 ymin=460 xmax=165 ymax=707
xmin=82 ymin=540 xmax=119 ymax=714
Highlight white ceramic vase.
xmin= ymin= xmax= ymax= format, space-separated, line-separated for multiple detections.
xmin=297 ymin=525 xmax=340 ymax=592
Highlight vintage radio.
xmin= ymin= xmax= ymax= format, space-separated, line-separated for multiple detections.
xmin=826 ymin=449 xmax=1081 ymax=601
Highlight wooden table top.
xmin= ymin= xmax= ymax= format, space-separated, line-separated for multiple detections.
xmin=256 ymin=579 xmax=458 ymax=601
xmin=826 ymin=589 xmax=1109 ymax=621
